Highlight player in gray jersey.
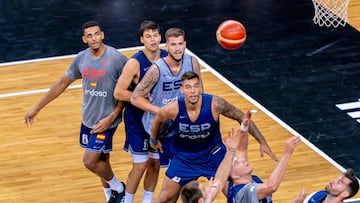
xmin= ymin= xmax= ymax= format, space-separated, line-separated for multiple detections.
xmin=24 ymin=21 xmax=127 ymax=203
xmin=292 ymin=168 xmax=359 ymax=203
xmin=131 ymin=27 xmax=203 ymax=202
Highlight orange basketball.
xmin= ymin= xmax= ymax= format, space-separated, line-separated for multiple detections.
xmin=216 ymin=20 xmax=247 ymax=50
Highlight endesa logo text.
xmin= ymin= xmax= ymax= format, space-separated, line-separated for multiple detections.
xmin=84 ymin=89 xmax=108 ymax=97
xmin=83 ymin=68 xmax=106 ymax=79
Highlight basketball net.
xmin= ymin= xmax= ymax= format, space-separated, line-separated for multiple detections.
xmin=312 ymin=0 xmax=350 ymax=27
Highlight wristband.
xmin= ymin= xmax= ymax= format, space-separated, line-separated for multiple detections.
xmin=149 ymin=138 xmax=158 ymax=144
xmin=240 ymin=123 xmax=249 ymax=132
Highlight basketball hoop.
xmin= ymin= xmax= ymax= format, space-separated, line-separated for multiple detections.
xmin=312 ymin=0 xmax=350 ymax=27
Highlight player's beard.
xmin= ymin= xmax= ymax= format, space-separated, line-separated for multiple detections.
xmin=325 ymin=185 xmax=330 ymax=193
xmin=90 ymin=41 xmax=103 ymax=52
xmin=187 ymin=94 xmax=199 ymax=105
xmin=169 ymin=52 xmax=183 ymax=62
xmin=324 ymin=185 xmax=338 ymax=197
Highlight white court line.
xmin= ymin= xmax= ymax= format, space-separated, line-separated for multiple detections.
xmin=0 ymin=45 xmax=155 ymax=67
xmin=2 ymin=47 xmax=360 ymax=201
xmin=336 ymin=101 xmax=360 ymax=110
xmin=185 ymin=48 xmax=348 ymax=173
xmin=0 ymin=46 xmax=204 ymax=99
xmin=0 ymin=47 xmax=352 ymax=176
xmin=0 ymin=84 xmax=82 ymax=98
xmin=348 ymin=111 xmax=360 ymax=118
xmin=189 ymin=49 xmax=360 ymax=202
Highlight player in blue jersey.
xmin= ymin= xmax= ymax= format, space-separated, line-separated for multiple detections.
xmin=149 ymin=71 xmax=277 ymax=202
xmin=292 ymin=168 xmax=359 ymax=203
xmin=24 ymin=21 xmax=127 ymax=203
xmin=130 ymin=27 xmax=204 ymax=203
xmin=180 ymin=111 xmax=252 ymax=203
xmin=114 ymin=20 xmax=167 ymax=203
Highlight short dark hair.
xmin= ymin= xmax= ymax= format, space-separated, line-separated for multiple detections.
xmin=165 ymin=27 xmax=185 ymax=41
xmin=180 ymin=180 xmax=203 ymax=203
xmin=181 ymin=71 xmax=199 ymax=82
xmin=344 ymin=168 xmax=359 ymax=198
xmin=140 ymin=20 xmax=160 ymax=37
xmin=82 ymin=21 xmax=102 ymax=35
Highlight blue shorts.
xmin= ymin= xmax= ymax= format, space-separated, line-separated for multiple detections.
xmin=165 ymin=145 xmax=226 ymax=186
xmin=79 ymin=123 xmax=117 ymax=153
xmin=123 ymin=111 xmax=150 ymax=155
xmin=159 ymin=136 xmax=173 ymax=168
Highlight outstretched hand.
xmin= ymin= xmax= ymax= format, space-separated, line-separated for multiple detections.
xmin=204 ymin=177 xmax=221 ymax=203
xmin=244 ymin=110 xmax=279 ymax=162
xmin=23 ymin=109 xmax=38 ymax=127
xmin=260 ymin=143 xmax=278 ymax=161
xmin=224 ymin=128 xmax=242 ymax=151
xmin=284 ymin=136 xmax=302 ymax=154
xmin=292 ymin=188 xmax=307 ymax=203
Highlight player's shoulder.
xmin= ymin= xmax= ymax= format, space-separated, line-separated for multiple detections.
xmin=131 ymin=50 xmax=144 ymax=58
xmin=161 ymin=99 xmax=179 ymax=116
xmin=210 ymin=94 xmax=222 ymax=102
xmin=76 ymin=48 xmax=90 ymax=56
xmin=211 ymin=94 xmax=227 ymax=108
xmin=106 ymin=45 xmax=127 ymax=58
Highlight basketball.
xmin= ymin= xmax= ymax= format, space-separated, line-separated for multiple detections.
xmin=216 ymin=20 xmax=246 ymax=50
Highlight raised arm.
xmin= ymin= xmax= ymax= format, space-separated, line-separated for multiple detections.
xmin=130 ymin=64 xmax=161 ymax=114
xmin=204 ymin=110 xmax=252 ymax=203
xmin=24 ymin=75 xmax=74 ymax=127
xmin=206 ymin=129 xmax=250 ymax=203
xmin=256 ymin=136 xmax=302 ymax=200
xmin=212 ymin=96 xmax=278 ymax=161
xmin=114 ymin=58 xmax=140 ymax=102
xmin=236 ymin=110 xmax=252 ymax=160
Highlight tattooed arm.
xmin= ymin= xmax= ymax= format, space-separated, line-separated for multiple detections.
xmin=130 ymin=64 xmax=161 ymax=114
xmin=212 ymin=95 xmax=278 ymax=161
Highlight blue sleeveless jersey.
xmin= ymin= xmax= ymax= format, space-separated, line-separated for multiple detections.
xmin=172 ymin=94 xmax=223 ymax=163
xmin=228 ymin=175 xmax=272 ymax=203
xmin=142 ymin=53 xmax=193 ymax=134
xmin=124 ymin=49 xmax=167 ymax=122
xmin=305 ymin=191 xmax=328 ymax=203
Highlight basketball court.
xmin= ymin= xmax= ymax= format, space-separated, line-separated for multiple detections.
xmin=1 ymin=0 xmax=359 ymax=202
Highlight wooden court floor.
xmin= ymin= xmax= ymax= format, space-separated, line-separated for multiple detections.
xmin=1 ymin=48 xmax=360 ymax=203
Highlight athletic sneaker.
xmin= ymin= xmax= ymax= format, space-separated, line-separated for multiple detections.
xmin=107 ymin=182 xmax=126 ymax=203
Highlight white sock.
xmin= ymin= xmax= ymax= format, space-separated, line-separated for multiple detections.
xmin=106 ymin=176 xmax=124 ymax=193
xmin=103 ymin=187 xmax=112 ymax=202
xmin=124 ymin=192 xmax=135 ymax=203
xmin=142 ymin=190 xmax=153 ymax=203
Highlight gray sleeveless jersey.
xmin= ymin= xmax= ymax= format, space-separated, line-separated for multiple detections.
xmin=233 ymin=183 xmax=261 ymax=203
xmin=65 ymin=45 xmax=127 ymax=128
xmin=142 ymin=53 xmax=193 ymax=135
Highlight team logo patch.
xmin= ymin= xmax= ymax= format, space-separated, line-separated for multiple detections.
xmin=96 ymin=134 xmax=106 ymax=140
